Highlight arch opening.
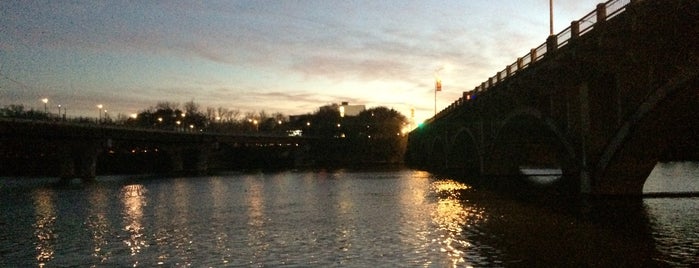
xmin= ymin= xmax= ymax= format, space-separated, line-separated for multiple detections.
xmin=487 ymin=114 xmax=575 ymax=191
xmin=428 ymin=137 xmax=448 ymax=171
xmin=599 ymin=76 xmax=699 ymax=195
xmin=448 ymin=129 xmax=480 ymax=176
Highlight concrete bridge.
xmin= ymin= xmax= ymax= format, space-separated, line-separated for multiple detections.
xmin=406 ymin=0 xmax=699 ymax=195
xmin=0 ymin=119 xmax=312 ymax=180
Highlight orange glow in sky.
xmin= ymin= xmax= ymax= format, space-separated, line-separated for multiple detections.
xmin=0 ymin=1 xmax=599 ymax=122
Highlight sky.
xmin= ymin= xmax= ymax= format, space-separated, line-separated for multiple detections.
xmin=0 ymin=0 xmax=599 ymax=124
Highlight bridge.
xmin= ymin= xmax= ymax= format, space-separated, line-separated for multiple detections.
xmin=406 ymin=0 xmax=699 ymax=195
xmin=0 ymin=118 xmax=313 ymax=180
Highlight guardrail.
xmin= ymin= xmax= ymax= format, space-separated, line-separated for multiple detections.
xmin=425 ymin=0 xmax=635 ymax=125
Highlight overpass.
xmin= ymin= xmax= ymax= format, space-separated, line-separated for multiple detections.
xmin=406 ymin=0 xmax=699 ymax=195
xmin=0 ymin=118 xmax=313 ymax=179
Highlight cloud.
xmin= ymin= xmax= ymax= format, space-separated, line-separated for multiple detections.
xmin=1 ymin=0 xmax=603 ymax=120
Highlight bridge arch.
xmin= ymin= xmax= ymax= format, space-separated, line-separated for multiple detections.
xmin=447 ymin=127 xmax=481 ymax=175
xmin=592 ymin=73 xmax=699 ymax=194
xmin=428 ymin=136 xmax=448 ymax=171
xmin=486 ymin=108 xmax=577 ymax=180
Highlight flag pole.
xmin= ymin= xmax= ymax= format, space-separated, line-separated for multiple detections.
xmin=434 ymin=78 xmax=441 ymax=116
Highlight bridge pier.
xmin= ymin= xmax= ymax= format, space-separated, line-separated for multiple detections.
xmin=58 ymin=140 xmax=102 ymax=181
xmin=163 ymin=144 xmax=212 ymax=175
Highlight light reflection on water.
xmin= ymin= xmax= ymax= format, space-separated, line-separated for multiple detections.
xmin=0 ymin=167 xmax=696 ymax=266
xmin=31 ymin=188 xmax=56 ymax=267
xmin=644 ymin=162 xmax=699 ymax=193
xmin=430 ymin=180 xmax=474 ymax=267
xmin=86 ymin=186 xmax=110 ymax=263
xmin=121 ymin=184 xmax=146 ymax=258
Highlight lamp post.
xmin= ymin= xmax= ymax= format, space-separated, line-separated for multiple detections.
xmin=97 ymin=104 xmax=103 ymax=123
xmin=41 ymin=98 xmax=48 ymax=114
xmin=549 ymin=0 xmax=554 ymax=35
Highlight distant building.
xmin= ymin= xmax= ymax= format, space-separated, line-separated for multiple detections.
xmin=286 ymin=102 xmax=365 ymax=137
xmin=338 ymin=102 xmax=365 ymax=117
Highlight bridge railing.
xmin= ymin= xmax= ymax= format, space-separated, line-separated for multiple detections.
xmin=427 ymin=0 xmax=635 ymax=124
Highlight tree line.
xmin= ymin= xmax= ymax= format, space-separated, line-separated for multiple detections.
xmin=1 ymin=101 xmax=410 ymax=164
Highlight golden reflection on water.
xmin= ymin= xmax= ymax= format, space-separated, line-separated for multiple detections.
xmin=209 ymin=178 xmax=232 ymax=264
xmin=87 ymin=187 xmax=111 ymax=263
xmin=121 ymin=184 xmax=147 ymax=257
xmin=32 ymin=188 xmax=56 ymax=268
xmin=244 ymin=176 xmax=268 ymax=261
xmin=430 ymin=179 xmax=484 ymax=268
xmin=398 ymin=171 xmax=432 ymax=264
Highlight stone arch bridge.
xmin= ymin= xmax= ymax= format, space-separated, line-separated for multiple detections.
xmin=406 ymin=0 xmax=699 ymax=195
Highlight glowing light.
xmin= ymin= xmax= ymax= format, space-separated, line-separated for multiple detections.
xmin=32 ymin=188 xmax=56 ymax=267
xmin=121 ymin=184 xmax=146 ymax=256
xmin=430 ymin=179 xmax=483 ymax=266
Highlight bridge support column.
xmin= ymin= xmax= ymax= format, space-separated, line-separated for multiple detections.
xmin=164 ymin=146 xmax=184 ymax=174
xmin=58 ymin=144 xmax=76 ymax=180
xmin=58 ymin=141 xmax=101 ymax=181
xmin=578 ymin=82 xmax=592 ymax=194
xmin=192 ymin=148 xmax=210 ymax=175
xmin=163 ymin=145 xmax=211 ymax=175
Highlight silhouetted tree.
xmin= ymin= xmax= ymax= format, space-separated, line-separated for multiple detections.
xmin=307 ymin=104 xmax=341 ymax=138
xmin=355 ymin=107 xmax=408 ymax=163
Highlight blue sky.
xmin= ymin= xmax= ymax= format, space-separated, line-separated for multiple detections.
xmin=1 ymin=0 xmax=597 ymax=123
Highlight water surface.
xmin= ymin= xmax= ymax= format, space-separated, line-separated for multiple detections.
xmin=1 ymin=167 xmax=697 ymax=267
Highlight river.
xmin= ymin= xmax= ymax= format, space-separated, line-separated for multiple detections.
xmin=1 ymin=163 xmax=697 ymax=267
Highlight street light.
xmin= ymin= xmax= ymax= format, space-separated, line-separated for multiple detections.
xmin=41 ymin=98 xmax=48 ymax=114
xmin=550 ymin=0 xmax=554 ymax=35
xmin=97 ymin=104 xmax=103 ymax=122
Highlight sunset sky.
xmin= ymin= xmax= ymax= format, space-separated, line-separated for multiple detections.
xmin=1 ymin=0 xmax=598 ymax=124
